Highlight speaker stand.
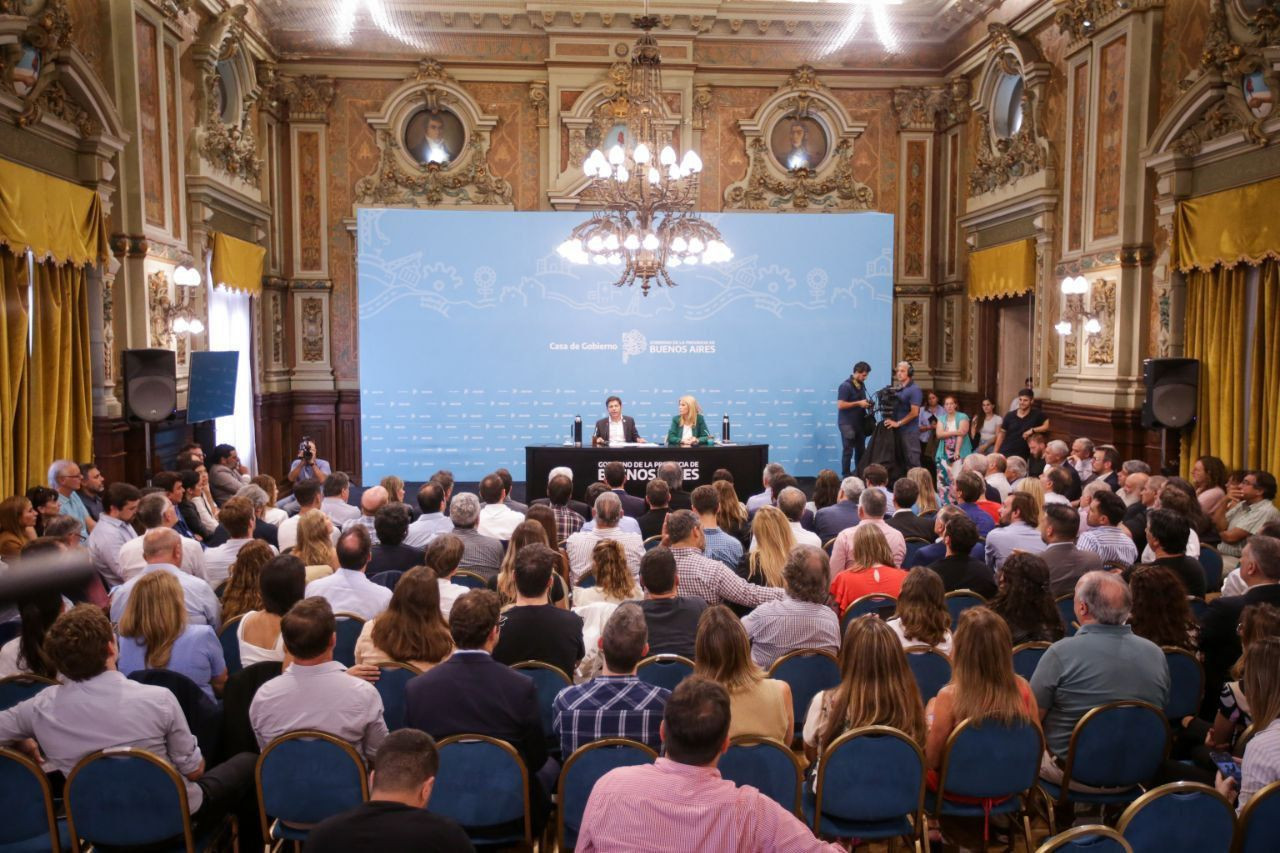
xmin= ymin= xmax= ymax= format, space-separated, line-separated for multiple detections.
xmin=143 ymin=421 xmax=153 ymax=487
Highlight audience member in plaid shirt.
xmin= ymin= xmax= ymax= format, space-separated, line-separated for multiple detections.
xmin=663 ymin=511 xmax=784 ymax=609
xmin=692 ymin=484 xmax=744 ymax=569
xmin=741 ymin=545 xmax=841 ymax=668
xmin=552 ymin=603 xmax=670 ymax=756
xmin=546 ymin=474 xmax=584 ymax=545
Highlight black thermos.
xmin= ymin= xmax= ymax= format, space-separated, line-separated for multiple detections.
xmin=573 ymin=416 xmax=583 ymax=447
xmin=722 ymin=414 xmax=730 ymax=442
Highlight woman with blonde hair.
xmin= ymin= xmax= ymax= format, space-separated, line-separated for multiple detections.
xmin=887 ymin=566 xmax=952 ymax=654
xmin=924 ymin=607 xmax=1038 ymax=776
xmin=712 ymin=479 xmax=750 ymax=546
xmin=804 ymin=616 xmax=926 ymax=766
xmin=908 ymin=467 xmax=940 ymax=516
xmin=219 ymin=539 xmax=275 ymax=623
xmin=666 ymin=394 xmax=712 ymax=447
xmin=747 ymin=505 xmax=794 ymax=589
xmin=251 ymin=475 xmax=288 ymax=527
xmin=0 ymin=495 xmax=37 ymax=558
xmin=356 ymin=566 xmax=453 ymax=671
xmin=380 ymin=475 xmax=407 ymax=505
xmin=295 ymin=509 xmax=338 ymax=582
xmin=494 ymin=520 xmax=568 ymax=606
xmin=694 ymin=605 xmax=792 ymax=742
xmin=830 ymin=524 xmax=908 ymax=615
xmin=117 ymin=571 xmax=226 ymax=700
xmin=1013 ymin=475 xmax=1045 ymax=518
xmin=574 ymin=539 xmax=640 ymax=606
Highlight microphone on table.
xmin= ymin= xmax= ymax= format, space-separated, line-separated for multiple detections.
xmin=573 ymin=416 xmax=583 ymax=447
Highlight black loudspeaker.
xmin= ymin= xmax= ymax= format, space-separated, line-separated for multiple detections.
xmin=123 ymin=348 xmax=177 ymax=423
xmin=1142 ymin=358 xmax=1199 ymax=429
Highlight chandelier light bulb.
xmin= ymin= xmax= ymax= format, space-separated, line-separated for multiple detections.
xmin=647 ymin=167 xmax=660 ymax=185
xmin=608 ymin=145 xmax=625 ymax=165
xmin=174 ymin=317 xmax=189 ymax=334
xmin=633 ymin=143 xmax=651 ymax=164
xmin=604 ymin=234 xmax=620 ymax=251
xmin=671 ymin=236 xmax=688 ymax=253
xmin=684 ymin=254 xmax=699 ymax=266
xmin=189 ymin=319 xmax=204 ymax=335
xmin=592 ymin=254 xmax=607 ymax=265
xmin=616 ymin=165 xmax=629 ymax=183
xmin=642 ymin=233 xmax=660 ymax=251
xmin=1055 ymin=321 xmax=1072 ymax=335
xmin=659 ymin=146 xmax=677 ymax=166
xmin=668 ymin=256 xmax=682 ymax=267
xmin=623 ymin=234 xmax=640 ymax=251
xmin=587 ymin=235 xmax=604 ymax=252
xmin=607 ymin=253 xmax=622 ymax=265
xmin=680 ymin=151 xmax=703 ymax=173
xmin=668 ymin=164 xmax=681 ymax=181
xmin=1084 ymin=317 xmax=1103 ymax=334
xmin=688 ymin=237 xmax=705 ymax=254
xmin=1060 ymin=276 xmax=1073 ymax=294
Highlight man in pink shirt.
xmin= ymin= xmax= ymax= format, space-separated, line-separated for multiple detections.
xmin=576 ymin=677 xmax=842 ymax=852
xmin=829 ymin=488 xmax=906 ymax=579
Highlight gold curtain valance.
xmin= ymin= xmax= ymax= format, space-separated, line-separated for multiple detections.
xmin=1174 ymin=175 xmax=1280 ymax=273
xmin=210 ymin=232 xmax=266 ymax=296
xmin=967 ymin=238 xmax=1036 ymax=301
xmin=0 ymin=158 xmax=108 ymax=267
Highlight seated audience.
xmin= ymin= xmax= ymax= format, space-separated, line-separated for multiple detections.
xmin=404 ymin=480 xmax=455 ymax=548
xmin=831 ymin=488 xmax=906 ymax=574
xmin=803 ymin=616 xmax=926 ymax=766
xmin=320 ymin=471 xmax=362 ymax=525
xmin=553 ymin=603 xmax=669 ymax=756
xmin=495 ymin=520 xmax=567 ymax=607
xmin=367 ymin=503 xmax=425 ymax=575
xmin=494 ymin=468 xmax=528 ymax=515
xmin=27 ymin=485 xmax=62 ymax=538
xmin=341 ymin=485 xmax=388 ymax=546
xmin=205 ymin=497 xmax=278 ymax=589
xmin=225 ymin=483 xmax=279 ymax=549
xmin=117 ymin=570 xmax=227 ymax=701
xmin=808 ymin=469 xmax=842 ymax=516
xmin=887 ymin=477 xmax=935 ymax=540
xmin=566 ymin=492 xmax=644 ymax=584
xmin=1031 ymin=572 xmax=1169 ymax=785
xmin=988 ymin=553 xmax=1064 ymax=645
xmin=305 ymin=525 xmax=393 ymax=621
xmin=356 ymin=566 xmax=453 ymax=672
xmin=693 ymin=484 xmax=743 ymax=569
xmin=927 ymin=515 xmax=997 ymax=597
xmin=1039 ymin=505 xmax=1105 ymax=598
xmin=694 ymin=605 xmax=793 ymax=743
xmin=250 ymin=596 xmax=387 ymax=763
xmin=712 ymin=478 xmax=751 ymax=549
xmin=525 ymin=503 xmax=572 ymax=584
xmin=0 ymin=495 xmax=37 ymax=558
xmin=447 ymin=493 xmax=505 ymax=581
xmin=218 ymin=540 xmax=275 ymax=624
xmin=538 ymin=472 xmax=586 ymax=541
xmin=238 ymin=555 xmax=307 ymax=666
xmin=251 ymin=474 xmax=289 ymax=528
xmin=574 ymin=539 xmax=642 ymax=607
xmin=638 ymin=479 xmax=671 ymax=540
xmin=0 ymin=588 xmax=63 ymax=678
xmin=984 ymin=491 xmax=1046 ymax=573
xmin=862 ymin=464 xmax=896 ymax=513
xmin=425 ymin=534 xmax=469 ymax=618
xmin=577 ymin=677 xmax=842 ymax=851
xmin=637 ymin=546 xmax=706 ymax=658
xmin=179 ymin=467 xmax=219 ymax=541
xmin=1205 ymin=604 xmax=1280 ymax=760
xmin=830 ymin=524 xmax=908 ymax=614
xmin=742 ymin=545 xmax=841 ymax=668
xmin=1215 ymin=637 xmax=1280 ymax=814
xmin=906 ymin=506 xmax=978 ymax=569
xmin=985 ymin=453 xmax=1012 ymax=501
xmin=305 ymin=729 xmax=473 ymax=853
xmin=49 ymin=460 xmax=93 ymax=540
xmin=1200 ymin=535 xmax=1280 ymax=708
xmin=492 ymin=544 xmax=584 ymax=675
xmin=110 ymin=529 xmax=221 ymax=628
xmin=277 ymin=480 xmax=324 ymax=552
xmin=952 ymin=472 xmax=997 ymax=538
xmin=908 ymin=466 xmax=941 ymax=516
xmin=1076 ymin=491 xmax=1138 ymax=566
xmin=745 ymin=505 xmax=796 ymax=588
xmin=1192 ymin=455 xmax=1229 ymax=516
xmin=295 ymin=509 xmax=340 ymax=582
xmin=78 ymin=462 xmax=105 ymax=522
xmin=814 ymin=476 xmax=864 ymax=544
xmin=117 ymin=492 xmax=208 ymax=582
xmin=580 ymin=482 xmax=642 ymax=536
xmin=1141 ymin=508 xmax=1207 ymax=598
xmin=776 ymin=486 xmax=822 ymax=547
xmin=87 ymin=482 xmax=141 ymax=586
xmin=1040 ymin=465 xmax=1073 ymax=507
xmin=477 ymin=473 xmax=524 ymax=540
xmin=886 ymin=566 xmax=953 ymax=655
xmin=0 ymin=604 xmax=255 ymax=829
xmin=208 ymin=444 xmax=252 ymax=506
xmin=1127 ymin=564 xmax=1198 ymax=652
xmin=662 ymin=510 xmax=783 ymax=609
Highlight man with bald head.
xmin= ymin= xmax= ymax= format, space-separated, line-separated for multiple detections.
xmin=1030 ymin=571 xmax=1169 ymax=786
xmin=565 ymin=491 xmax=644 ymax=584
xmin=109 ymin=528 xmax=220 ymax=626
xmin=342 ymin=485 xmax=388 ymax=545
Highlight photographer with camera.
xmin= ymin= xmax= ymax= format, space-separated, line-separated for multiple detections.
xmin=287 ymin=437 xmax=331 ymax=487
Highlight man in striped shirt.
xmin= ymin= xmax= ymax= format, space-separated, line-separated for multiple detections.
xmin=577 ymin=676 xmax=843 ymax=852
xmin=552 ymin=603 xmax=669 ymax=757
xmin=1076 ymin=491 xmax=1138 ymax=566
xmin=664 ymin=511 xmax=783 ymax=610
xmin=741 ymin=546 xmax=840 ymax=668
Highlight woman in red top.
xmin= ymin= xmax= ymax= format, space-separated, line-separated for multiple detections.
xmin=830 ymin=524 xmax=908 ymax=615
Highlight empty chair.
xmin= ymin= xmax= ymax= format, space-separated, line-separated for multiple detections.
xmin=1038 ymin=701 xmax=1170 ymax=834
xmin=0 ymin=674 xmax=57 ymax=713
xmin=767 ymin=650 xmax=840 ymax=743
xmin=1237 ymin=780 xmax=1280 ymax=853
xmin=65 ymin=748 xmax=219 ymax=852
xmin=333 ymin=613 xmax=365 ymax=667
xmin=802 ymin=725 xmax=925 ymax=846
xmin=904 ymin=646 xmax=951 ymax=702
xmin=1056 ymin=595 xmax=1079 ymax=637
xmin=256 ymin=730 xmax=369 ymax=844
xmin=431 ymin=735 xmax=532 ymax=848
xmin=841 ymin=593 xmax=896 ymax=630
xmin=511 ymin=660 xmax=572 ymax=753
xmin=1116 ymin=781 xmax=1235 ymax=853
xmin=944 ymin=590 xmax=986 ymax=631
xmin=217 ymin=615 xmax=244 ymax=677
xmin=373 ymin=662 xmax=422 ymax=731
xmin=635 ymin=654 xmax=694 ymax=692
xmin=1012 ymin=642 xmax=1052 ymax=682
xmin=1162 ymin=648 xmax=1205 ymax=720
xmin=558 ymin=738 xmax=657 ymax=849
xmin=1036 ymin=825 xmax=1133 ymax=853
xmin=451 ymin=570 xmax=488 ymax=589
xmin=0 ymin=745 xmax=69 ymax=853
xmin=719 ymin=736 xmax=804 ymax=817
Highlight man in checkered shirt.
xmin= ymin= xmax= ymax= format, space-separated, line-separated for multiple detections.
xmin=741 ymin=545 xmax=841 ymax=668
xmin=545 ymin=473 xmax=583 ymax=545
xmin=552 ymin=603 xmax=669 ymax=757
xmin=663 ymin=510 xmax=783 ymax=609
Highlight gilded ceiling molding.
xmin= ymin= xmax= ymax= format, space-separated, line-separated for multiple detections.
xmin=191 ymin=6 xmax=263 ymax=186
xmin=724 ymin=66 xmax=874 ymax=212
xmin=968 ymin=24 xmax=1054 ymax=198
xmin=352 ymin=58 xmax=512 ymax=209
xmin=891 ymin=79 xmax=971 ymax=132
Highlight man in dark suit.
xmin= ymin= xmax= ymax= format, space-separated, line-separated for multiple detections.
xmin=1038 ymin=504 xmax=1105 ymax=598
xmin=638 ymin=480 xmax=671 ymax=540
xmin=367 ymin=503 xmax=426 ymax=576
xmin=658 ymin=462 xmax=692 ymax=510
xmin=602 ymin=461 xmax=646 ymax=518
xmin=814 ymin=477 xmax=862 ymax=543
xmin=926 ymin=515 xmax=996 ymax=597
xmin=593 ymin=396 xmax=645 ymax=445
xmin=885 ymin=478 xmax=934 ymax=541
xmin=494 ymin=468 xmax=529 ymax=515
xmin=1199 ymin=535 xmax=1280 ymax=715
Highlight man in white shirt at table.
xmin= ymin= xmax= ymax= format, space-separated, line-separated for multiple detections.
xmin=593 ymin=395 xmax=646 ymax=446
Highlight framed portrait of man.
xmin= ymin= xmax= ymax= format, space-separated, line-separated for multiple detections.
xmin=770 ymin=115 xmax=829 ymax=172
xmin=404 ymin=108 xmax=466 ymax=166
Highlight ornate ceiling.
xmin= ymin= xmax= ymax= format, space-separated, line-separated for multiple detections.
xmin=253 ymin=0 xmax=1004 ymax=66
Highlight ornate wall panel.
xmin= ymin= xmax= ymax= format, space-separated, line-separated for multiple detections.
xmin=898 ymin=298 xmax=929 ymax=365
xmin=1086 ymin=278 xmax=1117 ymax=366
xmin=901 ymin=137 xmax=930 ymax=279
xmin=1092 ymin=35 xmax=1127 ymax=241
xmin=135 ymin=14 xmax=164 ymax=228
xmin=1067 ymin=60 xmax=1090 ymax=252
xmin=292 ymin=127 xmax=326 ymax=276
xmin=945 ymin=131 xmax=959 ymax=278
xmin=164 ymin=43 xmax=181 ymax=237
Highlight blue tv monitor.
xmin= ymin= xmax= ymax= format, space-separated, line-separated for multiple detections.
xmin=186 ymin=351 xmax=239 ymax=423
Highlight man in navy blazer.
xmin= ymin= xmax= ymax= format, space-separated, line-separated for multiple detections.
xmin=814 ymin=476 xmax=864 ymax=543
xmin=593 ymin=396 xmax=645 ymax=445
xmin=601 ymin=461 xmax=646 ymax=518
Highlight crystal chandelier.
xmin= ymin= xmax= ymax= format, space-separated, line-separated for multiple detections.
xmin=557 ymin=16 xmax=731 ymax=295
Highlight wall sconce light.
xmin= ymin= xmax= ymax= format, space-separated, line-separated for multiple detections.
xmin=163 ymin=264 xmax=204 ymax=335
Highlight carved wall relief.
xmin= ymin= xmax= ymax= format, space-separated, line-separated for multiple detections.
xmin=901 ymin=299 xmax=926 ymax=363
xmin=968 ymin=24 xmax=1054 ymax=198
xmin=300 ymin=296 xmax=325 ymax=362
xmin=1087 ymin=279 xmax=1117 ymax=365
xmin=191 ymin=6 xmax=263 ymax=185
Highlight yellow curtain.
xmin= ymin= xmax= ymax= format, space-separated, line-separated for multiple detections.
xmin=211 ymin=232 xmax=266 ymax=296
xmin=1248 ymin=259 xmax=1280 ymax=481
xmin=1181 ymin=264 xmax=1250 ymax=475
xmin=0 ymin=158 xmax=109 ymax=266
xmin=967 ymin=238 xmax=1036 ymax=301
xmin=1174 ymin=175 xmax=1280 ymax=273
xmin=0 ymin=247 xmax=29 ymax=494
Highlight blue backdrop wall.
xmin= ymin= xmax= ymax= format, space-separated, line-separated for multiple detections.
xmin=356 ymin=208 xmax=893 ymax=482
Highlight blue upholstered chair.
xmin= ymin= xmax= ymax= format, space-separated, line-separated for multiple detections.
xmin=767 ymin=649 xmax=840 ymax=743
xmin=368 ymin=570 xmax=402 ymax=591
xmin=1038 ymin=701 xmax=1170 ymax=835
xmin=944 ymin=589 xmax=987 ymax=631
xmin=1035 ymin=825 xmax=1133 ymax=852
xmin=0 ymin=745 xmax=69 ymax=853
xmin=927 ymin=717 xmax=1044 ymax=850
xmin=719 ymin=736 xmax=805 ymax=817
xmin=431 ymin=735 xmax=533 ymax=848
xmin=255 ymin=730 xmax=368 ymax=844
xmin=557 ymin=738 xmax=657 ymax=850
xmin=216 ymin=616 xmax=243 ymax=677
xmin=1056 ymin=595 xmax=1079 ymax=637
xmin=802 ymin=725 xmax=925 ymax=846
xmin=1237 ymin=780 xmax=1280 ymax=853
xmin=1162 ymin=647 xmax=1205 ymax=720
xmin=841 ymin=594 xmax=896 ymax=630
xmin=904 ymin=646 xmax=952 ymax=702
xmin=511 ymin=660 xmax=572 ymax=752
xmin=451 ymin=570 xmax=488 ymax=589
xmin=0 ymin=675 xmax=56 ymax=713
xmin=635 ymin=654 xmax=694 ymax=692
xmin=1012 ymin=642 xmax=1052 ymax=681
xmin=1199 ymin=546 xmax=1223 ymax=593
xmin=332 ymin=613 xmax=365 ymax=667
xmin=373 ymin=662 xmax=422 ymax=731
xmin=642 ymin=535 xmax=662 ymax=551
xmin=1116 ymin=781 xmax=1235 ymax=853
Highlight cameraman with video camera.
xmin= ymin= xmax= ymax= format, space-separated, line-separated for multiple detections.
xmin=287 ymin=437 xmax=330 ymax=486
